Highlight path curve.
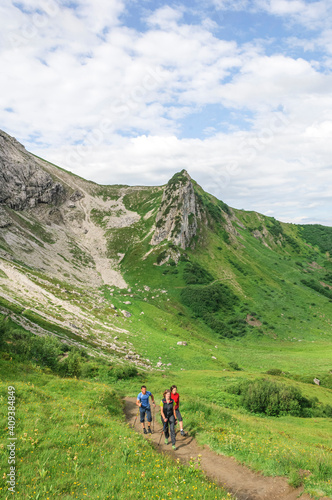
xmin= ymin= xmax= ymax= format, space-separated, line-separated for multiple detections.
xmin=124 ymin=397 xmax=313 ymax=500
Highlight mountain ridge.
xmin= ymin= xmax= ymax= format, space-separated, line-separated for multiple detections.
xmin=1 ymin=128 xmax=332 ymax=358
xmin=1 ymin=129 xmax=332 ymax=498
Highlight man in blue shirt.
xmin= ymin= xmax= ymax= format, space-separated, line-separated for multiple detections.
xmin=136 ymin=385 xmax=156 ymax=434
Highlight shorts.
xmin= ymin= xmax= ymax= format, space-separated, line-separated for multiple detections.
xmin=175 ymin=409 xmax=182 ymax=422
xmin=139 ymin=406 xmax=152 ymax=423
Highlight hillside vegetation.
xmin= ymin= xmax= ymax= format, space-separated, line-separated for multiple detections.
xmin=0 ymin=134 xmax=332 ymax=499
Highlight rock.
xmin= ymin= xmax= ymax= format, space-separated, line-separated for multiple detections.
xmin=150 ymin=170 xmax=203 ymax=250
xmin=212 ymin=356 xmax=216 ymax=360
xmin=177 ymin=341 xmax=187 ymax=346
xmin=47 ymin=207 xmax=64 ymax=225
xmin=68 ymin=203 xmax=76 ymax=208
xmin=69 ymin=323 xmax=80 ymax=330
xmin=114 ymin=336 xmax=119 ymax=340
xmin=0 ymin=206 xmax=12 ymax=227
xmin=0 ymin=130 xmax=64 ymax=210
xmin=313 ymin=378 xmax=320 ymax=386
xmin=140 ymin=312 xmax=144 ymax=315
xmin=69 ymin=190 xmax=84 ymax=202
xmin=167 ymin=363 xmax=172 ymax=366
xmin=144 ymin=285 xmax=150 ymax=291
xmin=122 ymin=310 xmax=132 ymax=318
xmin=123 ymin=301 xmax=131 ymax=305
xmin=156 ymin=361 xmax=162 ymax=367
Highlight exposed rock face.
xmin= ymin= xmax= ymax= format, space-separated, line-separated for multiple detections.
xmin=150 ymin=170 xmax=201 ymax=249
xmin=0 ymin=206 xmax=12 ymax=227
xmin=0 ymin=130 xmax=64 ymax=210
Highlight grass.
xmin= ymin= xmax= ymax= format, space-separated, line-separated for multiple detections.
xmin=2 ymin=169 xmax=332 ymax=498
xmin=120 ymin=369 xmax=332 ymax=499
xmin=0 ymin=357 xmax=231 ymax=500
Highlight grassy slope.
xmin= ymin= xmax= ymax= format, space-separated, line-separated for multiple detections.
xmin=105 ymin=184 xmax=332 ymax=498
xmin=1 ymin=165 xmax=332 ymax=498
xmin=0 ymin=355 xmax=231 ymax=500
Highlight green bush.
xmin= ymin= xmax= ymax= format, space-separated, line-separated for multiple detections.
xmin=301 ymin=279 xmax=332 ymax=300
xmin=299 ymin=224 xmax=332 ymax=253
xmin=58 ymin=349 xmax=83 ymax=378
xmin=156 ymin=250 xmax=167 ymax=264
xmin=229 ymin=361 xmax=242 ymax=371
xmin=181 ymin=282 xmax=238 ymax=317
xmin=1 ymin=322 xmax=63 ymax=371
xmin=269 ymin=218 xmax=284 ymax=237
xmin=229 ymin=379 xmax=317 ymax=417
xmin=266 ymin=368 xmax=283 ymax=376
xmin=0 ymin=317 xmax=7 ymax=348
xmin=111 ymin=365 xmax=139 ymax=381
xmin=183 ymin=262 xmax=214 ymax=285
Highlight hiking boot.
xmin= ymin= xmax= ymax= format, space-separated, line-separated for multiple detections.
xmin=164 ymin=438 xmax=168 ymax=445
xmin=180 ymin=430 xmax=185 ymax=436
xmin=143 ymin=428 xmax=147 ymax=434
xmin=172 ymin=445 xmax=176 ymax=450
xmin=147 ymin=427 xmax=152 ymax=434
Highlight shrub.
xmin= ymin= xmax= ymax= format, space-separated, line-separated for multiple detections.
xmin=58 ymin=349 xmax=83 ymax=378
xmin=299 ymin=224 xmax=332 ymax=253
xmin=229 ymin=379 xmax=316 ymax=417
xmin=156 ymin=250 xmax=167 ymax=264
xmin=229 ymin=362 xmax=242 ymax=371
xmin=0 ymin=317 xmax=7 ymax=348
xmin=181 ymin=282 xmax=238 ymax=317
xmin=110 ymin=365 xmax=139 ymax=381
xmin=269 ymin=218 xmax=284 ymax=237
xmin=183 ymin=262 xmax=214 ymax=285
xmin=2 ymin=324 xmax=63 ymax=371
xmin=301 ymin=279 xmax=332 ymax=300
xmin=266 ymin=368 xmax=283 ymax=376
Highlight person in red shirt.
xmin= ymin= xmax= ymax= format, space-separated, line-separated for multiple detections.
xmin=170 ymin=385 xmax=185 ymax=436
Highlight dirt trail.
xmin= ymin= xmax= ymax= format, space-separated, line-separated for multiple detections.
xmin=124 ymin=397 xmax=313 ymax=500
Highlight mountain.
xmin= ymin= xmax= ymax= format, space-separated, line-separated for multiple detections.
xmin=1 ymin=128 xmax=332 ymax=363
xmin=1 ymin=129 xmax=332 ymax=499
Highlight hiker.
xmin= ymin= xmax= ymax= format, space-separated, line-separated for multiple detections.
xmin=171 ymin=385 xmax=185 ymax=436
xmin=160 ymin=389 xmax=177 ymax=450
xmin=136 ymin=385 xmax=156 ymax=434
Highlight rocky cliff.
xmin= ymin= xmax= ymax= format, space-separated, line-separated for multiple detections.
xmin=0 ymin=130 xmax=64 ymax=210
xmin=150 ymin=170 xmax=202 ymax=249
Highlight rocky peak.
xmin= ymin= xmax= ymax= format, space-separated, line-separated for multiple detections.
xmin=150 ymin=170 xmax=202 ymax=249
xmin=0 ymin=129 xmax=64 ymax=210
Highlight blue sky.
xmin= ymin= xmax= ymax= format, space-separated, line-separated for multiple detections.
xmin=1 ymin=0 xmax=332 ymax=224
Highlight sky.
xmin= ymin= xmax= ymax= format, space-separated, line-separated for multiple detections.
xmin=1 ymin=0 xmax=332 ymax=225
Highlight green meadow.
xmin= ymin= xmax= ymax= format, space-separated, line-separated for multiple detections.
xmin=0 ymin=354 xmax=231 ymax=500
xmin=1 ymin=172 xmax=332 ymax=499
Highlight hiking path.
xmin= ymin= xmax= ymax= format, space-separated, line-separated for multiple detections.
xmin=124 ymin=397 xmax=316 ymax=500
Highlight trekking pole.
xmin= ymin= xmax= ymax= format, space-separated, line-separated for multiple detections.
xmin=158 ymin=421 xmax=167 ymax=446
xmin=152 ymin=405 xmax=155 ymax=434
